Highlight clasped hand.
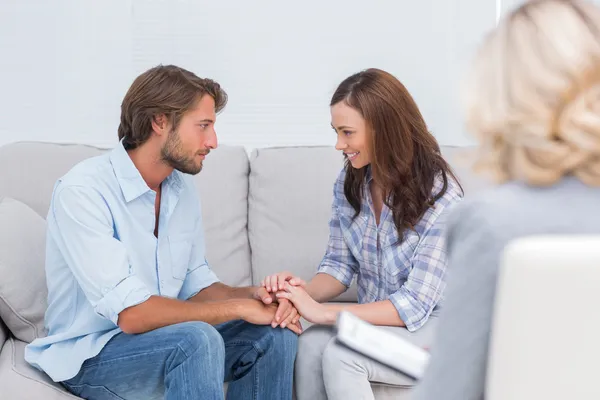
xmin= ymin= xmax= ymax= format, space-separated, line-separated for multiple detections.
xmin=259 ymin=271 xmax=333 ymax=328
xmin=253 ymin=278 xmax=303 ymax=334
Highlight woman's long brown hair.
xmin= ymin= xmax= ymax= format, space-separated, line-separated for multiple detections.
xmin=331 ymin=68 xmax=462 ymax=241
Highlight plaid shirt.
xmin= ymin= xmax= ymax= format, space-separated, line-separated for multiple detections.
xmin=318 ymin=167 xmax=463 ymax=331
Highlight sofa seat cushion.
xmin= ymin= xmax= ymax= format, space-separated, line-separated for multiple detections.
xmin=0 ymin=338 xmax=81 ymax=399
xmin=0 ymin=197 xmax=48 ymax=343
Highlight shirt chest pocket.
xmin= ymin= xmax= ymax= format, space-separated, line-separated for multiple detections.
xmin=168 ymin=234 xmax=193 ymax=280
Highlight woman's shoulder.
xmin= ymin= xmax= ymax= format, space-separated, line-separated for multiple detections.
xmin=433 ymin=173 xmax=465 ymax=207
xmin=415 ymin=173 xmax=465 ymax=233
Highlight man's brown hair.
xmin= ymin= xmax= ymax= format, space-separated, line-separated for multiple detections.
xmin=118 ymin=65 xmax=228 ymax=150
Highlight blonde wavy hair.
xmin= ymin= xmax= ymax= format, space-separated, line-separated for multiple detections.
xmin=464 ymin=0 xmax=600 ymax=186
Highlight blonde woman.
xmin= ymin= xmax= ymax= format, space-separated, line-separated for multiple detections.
xmin=412 ymin=1 xmax=600 ymax=399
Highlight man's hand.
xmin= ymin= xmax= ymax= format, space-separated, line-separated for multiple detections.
xmin=239 ymin=299 xmax=302 ymax=334
xmin=276 ymin=301 xmax=302 ymax=331
xmin=252 ymin=288 xmax=303 ymax=334
xmin=253 ymin=286 xmax=277 ymax=304
xmin=239 ymin=299 xmax=278 ymax=325
xmin=260 ymin=271 xmax=306 ymax=293
xmin=270 ymin=297 xmax=301 ymax=331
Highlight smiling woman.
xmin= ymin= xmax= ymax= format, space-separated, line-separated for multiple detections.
xmin=330 ymin=69 xmax=462 ymax=234
xmin=261 ymin=68 xmax=465 ymax=400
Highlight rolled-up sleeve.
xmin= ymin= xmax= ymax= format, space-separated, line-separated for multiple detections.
xmin=317 ymin=185 xmax=359 ymax=287
xmin=389 ymin=213 xmax=449 ymax=332
xmin=178 ymin=261 xmax=220 ymax=300
xmin=50 ymin=185 xmax=151 ymax=325
xmin=177 ymin=204 xmax=220 ymax=301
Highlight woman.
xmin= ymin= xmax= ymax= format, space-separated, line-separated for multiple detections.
xmin=261 ymin=68 xmax=464 ymax=400
xmin=407 ymin=1 xmax=600 ymax=399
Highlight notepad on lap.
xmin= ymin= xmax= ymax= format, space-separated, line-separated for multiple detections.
xmin=335 ymin=311 xmax=430 ymax=380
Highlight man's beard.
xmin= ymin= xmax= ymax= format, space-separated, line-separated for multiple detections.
xmin=160 ymin=130 xmax=207 ymax=175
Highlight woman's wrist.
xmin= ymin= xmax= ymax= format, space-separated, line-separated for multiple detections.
xmin=321 ymin=305 xmax=342 ymax=325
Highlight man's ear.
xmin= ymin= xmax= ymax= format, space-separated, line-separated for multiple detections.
xmin=151 ymin=114 xmax=168 ymax=135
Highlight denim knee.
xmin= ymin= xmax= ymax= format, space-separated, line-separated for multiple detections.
xmin=270 ymin=328 xmax=298 ymax=358
xmin=169 ymin=321 xmax=225 ymax=361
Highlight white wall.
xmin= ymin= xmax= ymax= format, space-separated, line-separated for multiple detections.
xmin=0 ymin=0 xmax=499 ymax=150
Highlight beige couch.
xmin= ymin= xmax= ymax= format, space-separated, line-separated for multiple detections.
xmin=0 ymin=141 xmax=489 ymax=399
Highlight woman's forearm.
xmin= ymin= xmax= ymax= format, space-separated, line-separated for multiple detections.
xmin=322 ymin=300 xmax=406 ymax=327
xmin=305 ymin=273 xmax=348 ymax=303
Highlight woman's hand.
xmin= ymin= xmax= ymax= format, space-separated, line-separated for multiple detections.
xmin=253 ymin=286 xmax=303 ymax=333
xmin=276 ymin=283 xmax=336 ymax=325
xmin=260 ymin=271 xmax=306 ymax=293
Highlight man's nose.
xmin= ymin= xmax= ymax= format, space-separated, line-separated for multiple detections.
xmin=205 ymin=127 xmax=218 ymax=149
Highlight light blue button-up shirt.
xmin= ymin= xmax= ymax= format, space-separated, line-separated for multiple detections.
xmin=24 ymin=141 xmax=220 ymax=382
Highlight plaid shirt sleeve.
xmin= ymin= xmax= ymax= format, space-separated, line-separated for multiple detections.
xmin=317 ymin=178 xmax=359 ymax=287
xmin=389 ymin=209 xmax=450 ymax=332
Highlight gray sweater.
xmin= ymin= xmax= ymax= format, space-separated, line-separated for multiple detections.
xmin=411 ymin=177 xmax=600 ymax=400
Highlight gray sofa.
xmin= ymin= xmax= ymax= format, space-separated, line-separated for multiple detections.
xmin=0 ymin=141 xmax=489 ymax=399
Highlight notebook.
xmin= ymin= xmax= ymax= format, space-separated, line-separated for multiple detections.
xmin=335 ymin=311 xmax=430 ymax=380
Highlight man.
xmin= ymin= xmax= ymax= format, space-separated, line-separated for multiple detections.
xmin=25 ymin=65 xmax=301 ymax=400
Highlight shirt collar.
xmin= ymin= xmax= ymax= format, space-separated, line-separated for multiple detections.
xmin=109 ymin=140 xmax=184 ymax=203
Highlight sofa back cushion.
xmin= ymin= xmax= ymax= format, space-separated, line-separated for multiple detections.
xmin=0 ymin=142 xmax=107 ymax=217
xmin=248 ymin=146 xmax=359 ymax=301
xmin=0 ymin=197 xmax=48 ymax=342
xmin=192 ymin=145 xmax=252 ymax=286
xmin=440 ymin=145 xmax=493 ymax=195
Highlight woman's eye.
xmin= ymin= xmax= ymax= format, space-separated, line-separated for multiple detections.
xmin=344 ymin=130 xmax=353 ymax=136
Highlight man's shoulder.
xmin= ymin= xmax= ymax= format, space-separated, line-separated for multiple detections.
xmin=52 ymin=153 xmax=116 ymax=203
xmin=58 ymin=153 xmax=112 ymax=186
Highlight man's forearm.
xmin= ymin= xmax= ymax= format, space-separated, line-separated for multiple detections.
xmin=305 ymin=273 xmax=348 ymax=303
xmin=224 ymin=285 xmax=256 ymax=299
xmin=190 ymin=282 xmax=257 ymax=302
xmin=118 ymin=295 xmax=247 ymax=334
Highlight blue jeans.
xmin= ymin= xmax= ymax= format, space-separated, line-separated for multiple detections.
xmin=61 ymin=320 xmax=298 ymax=400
